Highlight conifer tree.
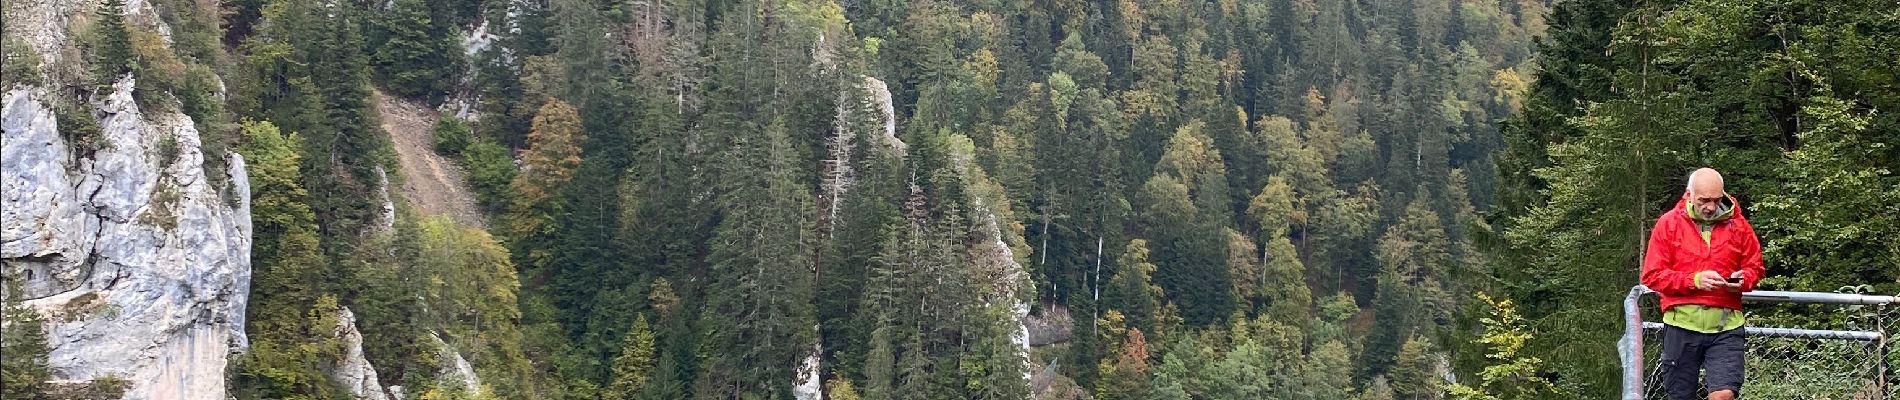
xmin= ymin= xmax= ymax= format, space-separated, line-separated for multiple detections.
xmin=90 ymin=0 xmax=135 ymax=85
xmin=1 ymin=280 xmax=50 ymax=400
xmin=375 ymin=0 xmax=462 ymax=100
xmin=604 ymin=315 xmax=657 ymax=400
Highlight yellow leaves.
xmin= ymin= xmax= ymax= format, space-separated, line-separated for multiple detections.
xmin=416 ymin=217 xmax=524 ymax=330
xmin=1489 ymin=68 xmax=1529 ymax=112
xmin=783 ymin=0 xmax=850 ymax=38
xmin=826 ymin=376 xmax=862 ymax=400
xmin=1446 ymin=293 xmax=1566 ymax=399
xmin=1224 ymin=228 xmax=1261 ymax=302
xmin=1155 ymin=119 xmax=1225 ymax=188
xmin=1248 ymin=175 xmax=1302 ymax=235
xmin=1117 ymin=0 xmax=1145 ymax=41
xmin=964 ymin=48 xmax=1000 ymax=90
xmin=510 ymin=99 xmax=586 ymax=238
xmin=648 ymin=278 xmax=679 ymax=320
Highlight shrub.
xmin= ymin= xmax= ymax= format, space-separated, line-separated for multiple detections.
xmin=433 ymin=116 xmax=472 ymax=157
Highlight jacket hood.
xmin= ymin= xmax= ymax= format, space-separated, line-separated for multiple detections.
xmin=1678 ymin=193 xmax=1740 ymax=223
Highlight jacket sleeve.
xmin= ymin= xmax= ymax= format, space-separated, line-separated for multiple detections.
xmin=1737 ymin=220 xmax=1766 ymax=292
xmin=1641 ymin=217 xmax=1696 ymax=296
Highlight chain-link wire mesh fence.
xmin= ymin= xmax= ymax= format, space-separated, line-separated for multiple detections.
xmin=1621 ymin=286 xmax=1896 ymax=400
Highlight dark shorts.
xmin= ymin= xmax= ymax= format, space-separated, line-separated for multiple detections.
xmin=1658 ymin=324 xmax=1747 ymax=400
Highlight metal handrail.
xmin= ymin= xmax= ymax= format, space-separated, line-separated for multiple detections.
xmin=1619 ymin=285 xmax=1896 ymax=400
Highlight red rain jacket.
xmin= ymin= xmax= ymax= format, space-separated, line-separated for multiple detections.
xmin=1640 ymin=194 xmax=1766 ymax=312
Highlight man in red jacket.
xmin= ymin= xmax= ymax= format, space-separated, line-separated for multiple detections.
xmin=1641 ymin=168 xmax=1765 ymax=400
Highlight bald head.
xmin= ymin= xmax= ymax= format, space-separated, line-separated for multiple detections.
xmin=1686 ymin=168 xmax=1727 ymax=217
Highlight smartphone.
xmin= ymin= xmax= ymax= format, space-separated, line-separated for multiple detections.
xmin=1726 ymin=276 xmax=1743 ymax=285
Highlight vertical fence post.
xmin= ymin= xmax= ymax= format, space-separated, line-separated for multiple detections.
xmin=1879 ymin=303 xmax=1890 ymax=400
xmin=1621 ymin=286 xmax=1652 ymax=400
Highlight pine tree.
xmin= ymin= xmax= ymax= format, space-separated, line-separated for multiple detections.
xmin=1259 ymin=231 xmax=1311 ymax=327
xmin=237 ymin=120 xmax=327 ymax=338
xmin=90 ymin=0 xmax=135 ymax=86
xmin=290 ymin=0 xmax=388 ymax=247
xmin=1244 ymin=175 xmax=1313 ymax=325
xmin=376 ymin=0 xmax=462 ymax=100
xmin=1136 ymin=174 xmax=1232 ymax=326
xmin=1103 ymin=239 xmax=1162 ymax=333
xmin=1305 ymin=341 xmax=1355 ymax=399
xmin=1 ymin=280 xmax=50 ymax=400
xmin=1391 ymin=335 xmax=1443 ymax=400
xmin=697 ymin=122 xmax=818 ymax=397
xmin=862 ymin=325 xmax=897 ymax=400
xmin=1365 ymin=193 xmax=1453 ymax=379
xmin=604 ymin=315 xmax=657 ymax=400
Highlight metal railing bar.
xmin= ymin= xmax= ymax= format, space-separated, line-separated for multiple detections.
xmin=1744 ymin=290 xmax=1899 ymax=305
xmin=1621 ymin=285 xmax=1899 ymax=400
xmin=1639 ymin=321 xmax=1884 ymax=341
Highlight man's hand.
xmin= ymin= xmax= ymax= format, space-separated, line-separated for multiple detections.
xmin=1695 ymin=270 xmax=1726 ymax=290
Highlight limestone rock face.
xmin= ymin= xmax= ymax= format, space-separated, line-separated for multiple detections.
xmin=332 ymin=307 xmax=391 ymax=400
xmin=3 ymin=79 xmax=252 ymax=400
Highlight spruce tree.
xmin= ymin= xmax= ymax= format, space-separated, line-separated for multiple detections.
xmin=861 ymin=325 xmax=897 ymax=400
xmin=1 ymin=280 xmax=50 ymax=400
xmin=698 ymin=122 xmax=818 ymax=397
xmin=375 ymin=0 xmax=462 ymax=100
xmin=604 ymin=315 xmax=657 ymax=400
xmin=237 ymin=120 xmax=327 ymax=337
xmin=90 ymin=0 xmax=135 ymax=86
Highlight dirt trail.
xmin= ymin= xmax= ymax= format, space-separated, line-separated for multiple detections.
xmin=376 ymin=90 xmax=486 ymax=228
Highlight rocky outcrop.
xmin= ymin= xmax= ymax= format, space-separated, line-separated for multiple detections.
xmin=950 ymin=147 xmax=1035 ymax=383
xmin=1026 ymin=304 xmax=1075 ymax=346
xmin=9 ymin=0 xmax=170 ymax=71
xmin=4 ymin=78 xmax=252 ymax=400
xmin=332 ymin=307 xmax=392 ymax=400
xmin=428 ymin=331 xmax=485 ymax=397
xmin=793 ymin=338 xmax=822 ymax=400
xmin=805 ymin=74 xmax=908 ymax=397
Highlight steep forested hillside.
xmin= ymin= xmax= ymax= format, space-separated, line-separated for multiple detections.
xmin=5 ymin=0 xmax=1895 ymax=398
xmin=10 ymin=0 xmax=1540 ymax=397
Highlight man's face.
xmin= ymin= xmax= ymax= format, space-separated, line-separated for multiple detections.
xmin=1689 ymin=186 xmax=1724 ymax=218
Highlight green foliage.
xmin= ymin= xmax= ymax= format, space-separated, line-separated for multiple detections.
xmin=412 ymin=217 xmax=542 ymax=399
xmin=603 ymin=315 xmax=655 ymax=400
xmin=461 ymin=138 xmax=517 ymax=212
xmin=2 ymin=38 xmax=41 ymax=87
xmin=825 ymin=376 xmax=860 ymax=400
xmin=1447 ymin=293 xmax=1564 ymax=400
xmin=433 ymin=117 xmax=473 ymax=157
xmin=375 ymin=0 xmax=463 ymax=101
xmin=54 ymin=99 xmax=103 ymax=158
xmin=232 ymin=295 xmax=350 ymax=400
xmin=1389 ymin=336 xmax=1442 ymax=400
xmin=507 ymin=100 xmax=585 ymax=244
xmin=2 ymin=280 xmax=51 ymax=400
xmin=88 ymin=0 xmax=135 ymax=86
xmin=231 ymin=119 xmax=347 ymax=400
xmin=211 ymin=0 xmax=1561 ymax=397
xmin=1103 ymin=240 xmax=1164 ymax=334
xmin=1094 ymin=327 xmax=1149 ymax=400
xmin=1136 ymin=174 xmax=1232 ymax=326
xmin=696 ymin=120 xmax=819 ymax=397
xmin=1490 ymin=0 xmax=1900 ymax=396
